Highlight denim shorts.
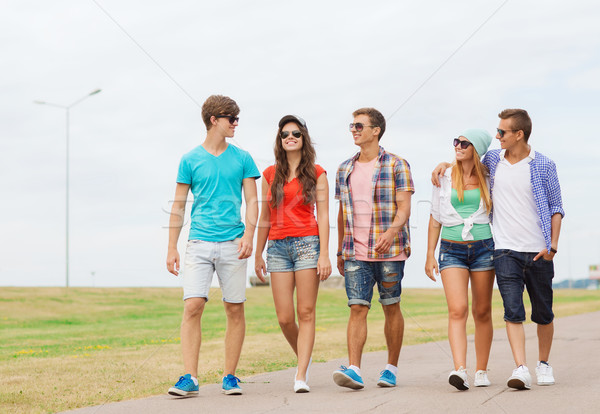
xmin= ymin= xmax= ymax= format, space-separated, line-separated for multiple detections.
xmin=267 ymin=235 xmax=320 ymax=272
xmin=438 ymin=238 xmax=495 ymax=272
xmin=183 ymin=238 xmax=247 ymax=303
xmin=493 ymin=249 xmax=554 ymax=324
xmin=343 ymin=260 xmax=405 ymax=307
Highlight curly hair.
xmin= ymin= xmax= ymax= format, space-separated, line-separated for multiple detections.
xmin=270 ymin=120 xmax=317 ymax=208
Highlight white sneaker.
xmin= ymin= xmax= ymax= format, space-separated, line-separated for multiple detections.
xmin=507 ymin=365 xmax=531 ymax=390
xmin=448 ymin=367 xmax=469 ymax=390
xmin=294 ymin=380 xmax=310 ymax=393
xmin=536 ymin=361 xmax=555 ymax=386
xmin=474 ymin=370 xmax=491 ymax=387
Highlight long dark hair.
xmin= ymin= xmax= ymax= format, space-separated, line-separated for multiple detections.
xmin=270 ymin=120 xmax=317 ymax=208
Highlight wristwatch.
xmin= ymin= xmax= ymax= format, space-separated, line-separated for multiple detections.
xmin=336 ymin=252 xmax=343 ymax=257
xmin=550 ymin=247 xmax=557 ymax=254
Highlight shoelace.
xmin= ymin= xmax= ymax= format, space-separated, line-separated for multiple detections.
xmin=175 ymin=376 xmax=187 ymax=386
xmin=339 ymin=365 xmax=348 ymax=371
xmin=225 ymin=375 xmax=242 ymax=387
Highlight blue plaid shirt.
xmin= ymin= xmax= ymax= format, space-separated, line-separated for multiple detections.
xmin=483 ymin=148 xmax=564 ymax=252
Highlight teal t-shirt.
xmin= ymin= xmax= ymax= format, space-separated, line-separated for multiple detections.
xmin=441 ymin=188 xmax=492 ymax=241
xmin=177 ymin=144 xmax=260 ymax=242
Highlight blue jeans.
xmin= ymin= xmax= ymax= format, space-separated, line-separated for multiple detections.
xmin=343 ymin=260 xmax=405 ymax=308
xmin=267 ymin=235 xmax=320 ymax=272
xmin=493 ymin=249 xmax=554 ymax=324
xmin=438 ymin=238 xmax=495 ymax=272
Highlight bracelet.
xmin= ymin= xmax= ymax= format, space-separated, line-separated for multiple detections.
xmin=550 ymin=247 xmax=557 ymax=254
xmin=336 ymin=252 xmax=343 ymax=257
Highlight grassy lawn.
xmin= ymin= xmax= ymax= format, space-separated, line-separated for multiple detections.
xmin=1 ymin=286 xmax=600 ymax=413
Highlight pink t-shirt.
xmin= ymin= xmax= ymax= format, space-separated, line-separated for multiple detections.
xmin=350 ymin=158 xmax=407 ymax=262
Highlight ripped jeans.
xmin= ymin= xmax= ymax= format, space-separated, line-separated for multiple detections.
xmin=343 ymin=260 xmax=405 ymax=307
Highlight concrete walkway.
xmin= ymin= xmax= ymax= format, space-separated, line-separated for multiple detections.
xmin=65 ymin=311 xmax=600 ymax=414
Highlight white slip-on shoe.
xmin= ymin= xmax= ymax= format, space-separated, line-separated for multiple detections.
xmin=294 ymin=380 xmax=310 ymax=393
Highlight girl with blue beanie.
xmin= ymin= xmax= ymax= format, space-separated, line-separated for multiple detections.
xmin=425 ymin=129 xmax=495 ymax=391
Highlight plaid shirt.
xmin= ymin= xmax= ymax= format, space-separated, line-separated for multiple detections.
xmin=483 ymin=148 xmax=565 ymax=252
xmin=335 ymin=146 xmax=415 ymax=260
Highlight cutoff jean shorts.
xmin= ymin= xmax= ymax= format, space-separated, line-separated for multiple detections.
xmin=438 ymin=238 xmax=495 ymax=272
xmin=267 ymin=235 xmax=320 ymax=272
xmin=182 ymin=238 xmax=247 ymax=303
xmin=343 ymin=260 xmax=405 ymax=308
xmin=493 ymin=249 xmax=554 ymax=324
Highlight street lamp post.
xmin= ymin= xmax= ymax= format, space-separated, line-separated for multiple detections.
xmin=34 ymin=89 xmax=102 ymax=288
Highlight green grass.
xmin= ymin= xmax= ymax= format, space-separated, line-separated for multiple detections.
xmin=1 ymin=287 xmax=600 ymax=413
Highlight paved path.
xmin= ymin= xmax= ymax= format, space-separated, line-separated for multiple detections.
xmin=65 ymin=311 xmax=600 ymax=413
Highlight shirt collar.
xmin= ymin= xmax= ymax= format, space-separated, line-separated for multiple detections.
xmin=499 ymin=146 xmax=535 ymax=162
xmin=352 ymin=145 xmax=385 ymax=164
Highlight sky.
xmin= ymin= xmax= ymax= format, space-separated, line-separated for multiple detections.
xmin=1 ymin=0 xmax=599 ymax=289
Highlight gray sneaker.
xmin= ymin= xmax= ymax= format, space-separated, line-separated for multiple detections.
xmin=536 ymin=361 xmax=555 ymax=386
xmin=507 ymin=365 xmax=531 ymax=390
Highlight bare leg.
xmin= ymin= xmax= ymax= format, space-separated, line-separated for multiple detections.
xmin=538 ymin=322 xmax=554 ymax=362
xmin=348 ymin=304 xmax=369 ymax=367
xmin=181 ymin=297 xmax=206 ymax=377
xmin=294 ymin=268 xmax=320 ymax=381
xmin=441 ymin=268 xmax=470 ymax=370
xmin=270 ymin=272 xmax=298 ymax=355
xmin=470 ymin=270 xmax=495 ymax=371
xmin=506 ymin=321 xmax=526 ymax=366
xmin=381 ymin=302 xmax=404 ymax=366
xmin=223 ymin=302 xmax=245 ymax=376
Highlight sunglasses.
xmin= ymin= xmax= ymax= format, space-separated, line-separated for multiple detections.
xmin=281 ymin=130 xmax=302 ymax=139
xmin=215 ymin=115 xmax=239 ymax=124
xmin=349 ymin=123 xmax=377 ymax=132
xmin=496 ymin=128 xmax=519 ymax=138
xmin=453 ymin=138 xmax=473 ymax=149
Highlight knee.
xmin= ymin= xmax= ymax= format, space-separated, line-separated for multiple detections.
xmin=448 ymin=305 xmax=468 ymax=321
xmin=277 ymin=316 xmax=296 ymax=331
xmin=183 ymin=298 xmax=206 ymax=318
xmin=350 ymin=304 xmax=370 ymax=319
xmin=225 ymin=303 xmax=245 ymax=323
xmin=296 ymin=306 xmax=315 ymax=324
xmin=472 ymin=304 xmax=492 ymax=323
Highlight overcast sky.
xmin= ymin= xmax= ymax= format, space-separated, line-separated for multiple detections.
xmin=1 ymin=0 xmax=599 ymax=289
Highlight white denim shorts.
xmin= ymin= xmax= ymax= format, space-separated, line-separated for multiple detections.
xmin=182 ymin=238 xmax=247 ymax=303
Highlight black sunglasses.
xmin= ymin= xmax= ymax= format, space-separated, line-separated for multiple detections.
xmin=349 ymin=123 xmax=377 ymax=132
xmin=453 ymin=138 xmax=473 ymax=149
xmin=281 ymin=130 xmax=302 ymax=139
xmin=215 ymin=115 xmax=239 ymax=124
xmin=496 ymin=128 xmax=519 ymax=138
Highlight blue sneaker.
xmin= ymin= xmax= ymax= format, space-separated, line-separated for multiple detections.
xmin=222 ymin=374 xmax=243 ymax=395
xmin=168 ymin=374 xmax=199 ymax=396
xmin=377 ymin=369 xmax=396 ymax=387
xmin=332 ymin=366 xmax=364 ymax=389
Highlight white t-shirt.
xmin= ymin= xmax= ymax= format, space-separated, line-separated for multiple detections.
xmin=492 ymin=148 xmax=546 ymax=252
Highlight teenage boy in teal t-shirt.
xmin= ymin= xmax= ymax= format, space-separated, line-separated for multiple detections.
xmin=166 ymin=95 xmax=260 ymax=396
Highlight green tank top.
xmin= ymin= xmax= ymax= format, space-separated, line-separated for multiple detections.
xmin=441 ymin=188 xmax=492 ymax=241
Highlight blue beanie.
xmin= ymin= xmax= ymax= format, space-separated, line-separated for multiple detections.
xmin=460 ymin=128 xmax=492 ymax=158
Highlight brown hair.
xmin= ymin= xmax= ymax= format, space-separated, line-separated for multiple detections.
xmin=451 ymin=149 xmax=492 ymax=214
xmin=498 ymin=108 xmax=532 ymax=142
xmin=201 ymin=95 xmax=240 ymax=130
xmin=270 ymin=121 xmax=317 ymax=208
xmin=352 ymin=107 xmax=386 ymax=140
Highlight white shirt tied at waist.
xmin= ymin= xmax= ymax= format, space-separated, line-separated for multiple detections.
xmin=430 ymin=169 xmax=491 ymax=241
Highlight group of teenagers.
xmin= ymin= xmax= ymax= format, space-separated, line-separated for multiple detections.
xmin=165 ymin=94 xmax=564 ymax=396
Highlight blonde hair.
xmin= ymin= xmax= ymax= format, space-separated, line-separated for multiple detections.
xmin=451 ymin=149 xmax=492 ymax=214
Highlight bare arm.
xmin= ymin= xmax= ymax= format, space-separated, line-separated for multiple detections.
xmin=425 ymin=215 xmax=442 ymax=281
xmin=239 ymin=177 xmax=258 ymax=259
xmin=316 ymin=173 xmax=331 ymax=280
xmin=254 ymin=178 xmax=270 ymax=282
xmin=166 ymin=183 xmax=190 ymax=276
xmin=374 ymin=191 xmax=412 ymax=254
xmin=336 ymin=202 xmax=345 ymax=276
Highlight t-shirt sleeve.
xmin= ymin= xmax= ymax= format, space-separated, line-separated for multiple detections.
xmin=316 ymin=164 xmax=326 ymax=178
xmin=176 ymin=155 xmax=192 ymax=184
xmin=263 ymin=165 xmax=275 ymax=185
xmin=243 ymin=152 xmax=261 ymax=180
xmin=394 ymin=158 xmax=415 ymax=193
